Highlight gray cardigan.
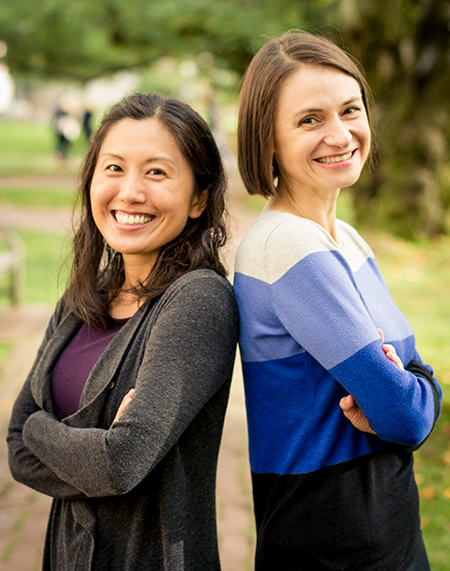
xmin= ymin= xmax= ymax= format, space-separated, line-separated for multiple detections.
xmin=7 ymin=269 xmax=239 ymax=571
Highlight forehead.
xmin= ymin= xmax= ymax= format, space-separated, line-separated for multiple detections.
xmin=100 ymin=117 xmax=182 ymax=156
xmin=276 ymin=65 xmax=362 ymax=115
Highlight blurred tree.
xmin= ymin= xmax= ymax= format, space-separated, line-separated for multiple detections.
xmin=1 ymin=0 xmax=449 ymax=235
xmin=326 ymin=0 xmax=450 ymax=237
xmin=0 ymin=0 xmax=333 ymax=80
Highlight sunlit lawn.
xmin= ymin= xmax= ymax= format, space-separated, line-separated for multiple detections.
xmin=0 ymin=187 xmax=77 ymax=209
xmin=0 ymin=229 xmax=70 ymax=307
xmin=0 ymin=119 xmax=85 ymax=175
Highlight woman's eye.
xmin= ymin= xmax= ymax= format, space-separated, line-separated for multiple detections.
xmin=106 ymin=164 xmax=122 ymax=172
xmin=148 ymin=168 xmax=165 ymax=176
xmin=343 ymin=106 xmax=361 ymax=116
xmin=299 ymin=116 xmax=317 ymax=126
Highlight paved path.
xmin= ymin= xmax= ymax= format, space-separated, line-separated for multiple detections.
xmin=0 ymin=175 xmax=257 ymax=570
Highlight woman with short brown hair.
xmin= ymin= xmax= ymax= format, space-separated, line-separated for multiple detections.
xmin=234 ymin=31 xmax=440 ymax=571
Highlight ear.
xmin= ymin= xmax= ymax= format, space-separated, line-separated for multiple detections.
xmin=272 ymin=153 xmax=279 ymax=178
xmin=188 ymin=185 xmax=210 ymax=219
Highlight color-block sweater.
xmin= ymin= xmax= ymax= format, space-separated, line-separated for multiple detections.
xmin=233 ymin=211 xmax=441 ymax=571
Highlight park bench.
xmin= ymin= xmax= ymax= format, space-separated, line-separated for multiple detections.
xmin=0 ymin=229 xmax=23 ymax=305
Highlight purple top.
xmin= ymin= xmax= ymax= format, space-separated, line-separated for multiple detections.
xmin=52 ymin=318 xmax=128 ymax=419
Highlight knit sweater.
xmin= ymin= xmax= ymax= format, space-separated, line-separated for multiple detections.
xmin=233 ymin=211 xmax=441 ymax=571
xmin=8 ymin=269 xmax=239 ymax=571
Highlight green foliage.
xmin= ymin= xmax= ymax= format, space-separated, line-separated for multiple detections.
xmin=2 ymin=1 xmax=450 ymax=236
xmin=201 ymin=0 xmax=450 ymax=238
xmin=0 ymin=0 xmax=336 ymax=80
xmin=326 ymin=0 xmax=450 ymax=237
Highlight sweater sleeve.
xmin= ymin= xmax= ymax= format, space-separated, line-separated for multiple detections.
xmin=265 ymin=219 xmax=441 ymax=446
xmin=21 ymin=273 xmax=238 ymax=497
xmin=7 ymin=303 xmax=87 ymax=499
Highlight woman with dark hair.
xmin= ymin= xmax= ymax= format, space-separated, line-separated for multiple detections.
xmin=8 ymin=92 xmax=238 ymax=571
xmin=234 ymin=31 xmax=441 ymax=570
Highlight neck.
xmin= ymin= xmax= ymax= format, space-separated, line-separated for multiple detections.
xmin=109 ymin=292 xmax=141 ymax=319
xmin=109 ymin=253 xmax=157 ymax=319
xmin=265 ymin=183 xmax=341 ymax=244
xmin=122 ymin=252 xmax=158 ymax=287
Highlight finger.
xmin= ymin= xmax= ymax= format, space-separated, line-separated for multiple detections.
xmin=382 ymin=345 xmax=405 ymax=370
xmin=339 ymin=395 xmax=355 ymax=411
xmin=386 ymin=351 xmax=404 ymax=369
xmin=377 ymin=328 xmax=385 ymax=343
xmin=114 ymin=389 xmax=136 ymax=422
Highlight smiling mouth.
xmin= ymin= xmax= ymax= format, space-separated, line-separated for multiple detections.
xmin=114 ymin=211 xmax=155 ymax=225
xmin=316 ymin=150 xmax=354 ymax=164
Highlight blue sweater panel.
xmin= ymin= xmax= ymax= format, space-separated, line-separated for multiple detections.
xmin=234 ymin=211 xmax=441 ymax=476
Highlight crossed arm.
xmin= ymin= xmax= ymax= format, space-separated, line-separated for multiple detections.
xmin=340 ymin=329 xmax=403 ymax=434
xmin=7 ymin=275 xmax=238 ymax=499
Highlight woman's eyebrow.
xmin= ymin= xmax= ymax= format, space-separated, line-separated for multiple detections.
xmin=99 ymin=152 xmax=176 ymax=166
xmin=294 ymin=96 xmax=363 ymax=117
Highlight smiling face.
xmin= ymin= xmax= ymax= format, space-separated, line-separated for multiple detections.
xmin=90 ymin=117 xmax=206 ymax=280
xmin=274 ymin=65 xmax=371 ymax=199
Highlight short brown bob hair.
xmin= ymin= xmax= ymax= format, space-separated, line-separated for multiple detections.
xmin=64 ymin=92 xmax=228 ymax=330
xmin=237 ymin=30 xmax=374 ymax=198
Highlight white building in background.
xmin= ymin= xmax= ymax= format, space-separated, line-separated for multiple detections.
xmin=0 ymin=40 xmax=14 ymax=113
xmin=0 ymin=63 xmax=14 ymax=114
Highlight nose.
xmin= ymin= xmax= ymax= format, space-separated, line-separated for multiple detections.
xmin=323 ymin=116 xmax=352 ymax=148
xmin=118 ymin=173 xmax=146 ymax=204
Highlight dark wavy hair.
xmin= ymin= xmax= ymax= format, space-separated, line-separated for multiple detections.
xmin=64 ymin=92 xmax=228 ymax=330
xmin=238 ymin=30 xmax=374 ymax=198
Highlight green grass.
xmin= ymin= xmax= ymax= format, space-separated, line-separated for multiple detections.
xmin=0 ymin=341 xmax=13 ymax=368
xmin=0 ymin=120 xmax=86 ymax=175
xmin=366 ymin=232 xmax=450 ymax=402
xmin=0 ymin=229 xmax=71 ymax=307
xmin=0 ymin=121 xmax=55 ymax=155
xmin=0 ymin=187 xmax=77 ymax=209
xmin=364 ymin=232 xmax=450 ymax=571
xmin=18 ymin=229 xmax=71 ymax=305
xmin=415 ymin=406 xmax=450 ymax=570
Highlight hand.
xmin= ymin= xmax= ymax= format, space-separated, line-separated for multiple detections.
xmin=377 ymin=328 xmax=404 ymax=370
xmin=339 ymin=329 xmax=404 ymax=435
xmin=339 ymin=394 xmax=377 ymax=435
xmin=113 ymin=389 xmax=135 ymax=423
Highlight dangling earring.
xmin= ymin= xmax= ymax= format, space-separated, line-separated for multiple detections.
xmin=272 ymin=156 xmax=279 ymax=189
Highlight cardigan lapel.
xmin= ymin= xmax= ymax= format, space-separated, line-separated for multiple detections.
xmin=30 ymin=296 xmax=159 ymax=421
xmin=78 ymin=298 xmax=157 ymax=408
xmin=30 ymin=312 xmax=81 ymax=412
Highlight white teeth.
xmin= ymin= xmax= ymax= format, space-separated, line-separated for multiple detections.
xmin=115 ymin=212 xmax=153 ymax=225
xmin=317 ymin=151 xmax=353 ymax=164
